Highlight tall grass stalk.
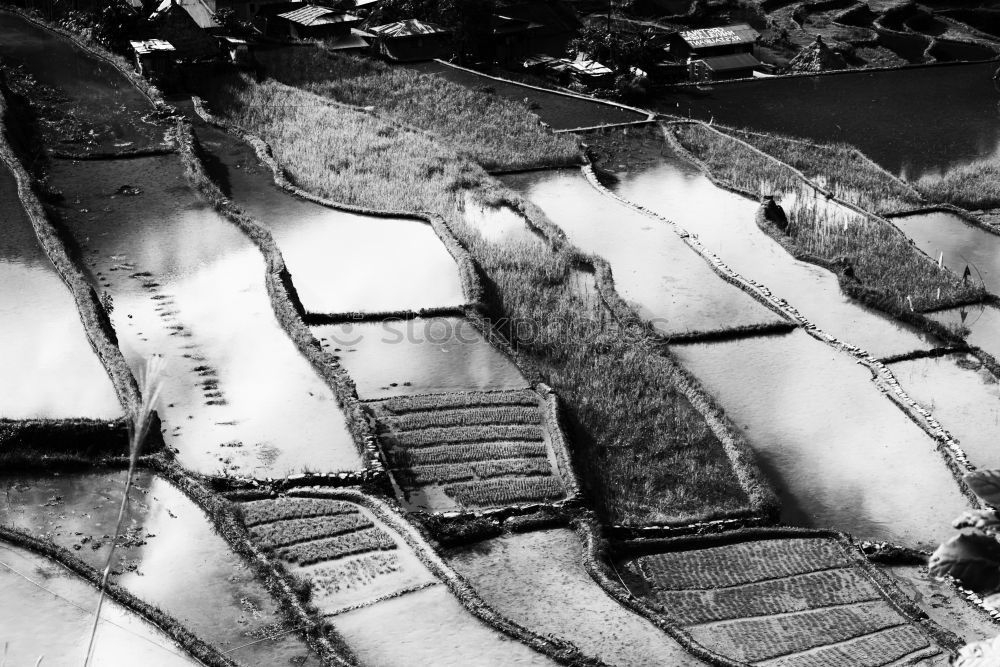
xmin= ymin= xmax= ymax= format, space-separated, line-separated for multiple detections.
xmin=915 ymin=158 xmax=1000 ymax=211
xmin=83 ymin=355 xmax=164 ymax=667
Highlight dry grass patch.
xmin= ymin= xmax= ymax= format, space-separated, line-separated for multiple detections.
xmin=257 ymin=46 xmax=581 ymax=171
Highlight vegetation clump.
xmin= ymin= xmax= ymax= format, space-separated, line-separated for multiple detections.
xmin=717 ymin=126 xmax=924 ymax=214
xmin=914 ymin=158 xmax=1000 ymax=212
xmin=203 ymin=77 xmax=759 ymax=526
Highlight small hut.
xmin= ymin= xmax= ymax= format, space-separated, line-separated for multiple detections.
xmin=367 ymin=19 xmax=450 ymax=61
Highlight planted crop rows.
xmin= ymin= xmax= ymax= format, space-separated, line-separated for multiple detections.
xmin=241 ymin=498 xmax=360 ymax=526
xmin=379 ymin=389 xmax=540 ymax=414
xmin=627 ymin=537 xmax=948 ymax=665
xmin=369 ymin=392 xmax=568 ymax=510
xmin=251 ymin=514 xmax=374 ymax=549
xmin=278 ymin=528 xmax=397 ymax=566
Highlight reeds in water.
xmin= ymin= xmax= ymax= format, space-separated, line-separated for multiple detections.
xmin=83 ymin=355 xmax=164 ymax=666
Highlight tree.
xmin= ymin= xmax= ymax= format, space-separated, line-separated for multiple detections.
xmin=94 ymin=0 xmax=146 ymax=52
xmin=568 ymin=23 xmax=659 ymax=73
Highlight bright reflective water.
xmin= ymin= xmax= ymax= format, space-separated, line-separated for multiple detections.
xmin=610 ymin=144 xmax=936 ymax=357
xmin=501 ymin=169 xmax=785 ymax=337
xmin=194 ymin=120 xmax=465 ymax=315
xmin=672 ymin=330 xmax=970 ymax=548
xmin=0 ymin=12 xmax=166 ymax=152
xmin=333 ymin=584 xmax=557 ymax=666
xmin=0 ymin=540 xmax=199 ymax=666
xmin=0 ymin=470 xmax=321 ymax=665
xmin=893 ymin=211 xmax=1000 ymax=295
xmin=48 ymin=156 xmax=360 ymax=477
xmin=0 ymin=160 xmax=121 ymax=418
xmin=890 ymin=353 xmax=1000 ymax=470
xmin=461 ymin=193 xmax=545 ymax=247
xmin=929 ymin=303 xmax=1000 ymax=361
xmin=313 ymin=317 xmax=528 ymax=399
xmin=659 ymin=62 xmax=1000 ymax=180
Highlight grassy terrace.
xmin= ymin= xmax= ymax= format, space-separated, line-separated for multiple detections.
xmin=256 ymin=46 xmax=582 ymax=171
xmin=671 ymin=122 xmax=984 ymax=314
xmin=723 ymin=128 xmax=925 ymax=215
xmin=203 ymin=75 xmax=761 ymax=527
xmin=914 ymin=158 xmax=1000 ymax=211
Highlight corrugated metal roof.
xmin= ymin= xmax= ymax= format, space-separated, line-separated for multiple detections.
xmin=151 ymin=0 xmax=219 ymax=29
xmin=679 ymin=24 xmax=759 ymax=49
xmin=699 ymin=52 xmax=760 ymax=71
xmin=369 ymin=19 xmax=448 ymax=37
xmin=565 ymin=58 xmax=612 ymax=75
xmin=130 ymin=39 xmax=176 ymax=55
xmin=278 ymin=5 xmax=359 ymax=27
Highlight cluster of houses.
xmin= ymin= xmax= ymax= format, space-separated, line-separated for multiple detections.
xmin=121 ymin=0 xmax=762 ymax=87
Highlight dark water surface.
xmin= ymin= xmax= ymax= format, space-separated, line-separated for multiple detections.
xmin=659 ymin=62 xmax=1000 ymax=180
xmin=0 ymin=11 xmax=165 ymax=152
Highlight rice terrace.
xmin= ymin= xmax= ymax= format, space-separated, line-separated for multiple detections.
xmin=6 ymin=0 xmax=1000 ymax=664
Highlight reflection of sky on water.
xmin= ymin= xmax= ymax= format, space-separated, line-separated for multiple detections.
xmin=673 ymin=330 xmax=971 ymax=549
xmin=50 ymin=156 xmax=360 ymax=477
xmin=894 ymin=211 xmax=1000 ymax=294
xmin=502 ymin=169 xmax=784 ymax=336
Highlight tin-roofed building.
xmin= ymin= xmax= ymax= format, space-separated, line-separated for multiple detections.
xmin=130 ymin=39 xmax=176 ymax=80
xmin=275 ymin=5 xmax=364 ymax=40
xmin=670 ymin=23 xmax=761 ymax=81
xmin=368 ymin=19 xmax=450 ymax=61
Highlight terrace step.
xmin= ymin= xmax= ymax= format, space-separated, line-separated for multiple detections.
xmin=380 ymin=405 xmax=542 ymax=432
xmin=754 ymin=624 xmax=935 ymax=667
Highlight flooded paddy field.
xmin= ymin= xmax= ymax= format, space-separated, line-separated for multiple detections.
xmin=929 ymin=303 xmax=1000 ymax=361
xmin=192 ymin=119 xmax=466 ymax=315
xmin=239 ymin=493 xmax=556 ymax=665
xmin=462 ymin=193 xmax=546 ymax=247
xmin=0 ymin=470 xmax=320 ymax=665
xmin=447 ymin=528 xmax=705 ymax=666
xmin=0 ymin=11 xmax=165 ymax=153
xmin=0 ymin=159 xmax=120 ymax=419
xmin=600 ymin=130 xmax=936 ymax=357
xmin=672 ymin=330 xmax=970 ymax=548
xmin=333 ymin=584 xmax=556 ymax=666
xmin=888 ymin=353 xmax=1000 ymax=470
xmin=312 ymin=317 xmax=528 ymax=399
xmin=659 ymin=62 xmax=1000 ymax=180
xmin=501 ymin=169 xmax=786 ymax=339
xmin=46 ymin=155 xmax=360 ymax=478
xmin=0 ymin=540 xmax=199 ymax=666
xmin=893 ymin=210 xmax=1000 ymax=294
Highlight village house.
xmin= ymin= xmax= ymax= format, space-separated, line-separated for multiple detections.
xmin=367 ymin=19 xmax=450 ymax=62
xmin=490 ymin=0 xmax=582 ymax=65
xmin=129 ymin=38 xmax=176 ymax=79
xmin=273 ymin=4 xmax=366 ymax=46
xmin=149 ymin=0 xmax=219 ymax=59
xmin=669 ymin=23 xmax=761 ymax=81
